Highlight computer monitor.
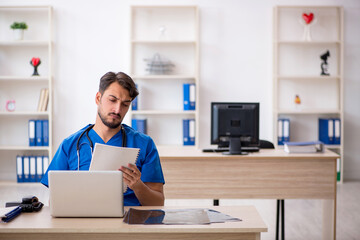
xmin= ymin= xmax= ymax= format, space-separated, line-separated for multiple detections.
xmin=211 ymin=102 xmax=260 ymax=155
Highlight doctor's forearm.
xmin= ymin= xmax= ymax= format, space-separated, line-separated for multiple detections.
xmin=132 ymin=182 xmax=164 ymax=206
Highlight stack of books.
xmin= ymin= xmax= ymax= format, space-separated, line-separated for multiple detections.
xmin=37 ymin=88 xmax=49 ymax=112
xmin=283 ymin=141 xmax=324 ymax=153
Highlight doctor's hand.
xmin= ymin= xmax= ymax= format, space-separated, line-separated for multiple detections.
xmin=119 ymin=163 xmax=141 ymax=190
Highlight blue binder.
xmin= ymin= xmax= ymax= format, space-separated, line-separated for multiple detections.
xmin=183 ymin=119 xmax=195 ymax=146
xmin=16 ymin=155 xmax=23 ymax=183
xmin=333 ymin=118 xmax=341 ymax=144
xmin=36 ymin=156 xmax=43 ymax=182
xmin=42 ymin=120 xmax=49 ymax=146
xmin=132 ymin=119 xmax=147 ymax=134
xmin=28 ymin=120 xmax=36 ymax=146
xmin=319 ymin=118 xmax=334 ymax=144
xmin=23 ymin=156 xmax=30 ymax=182
xmin=277 ymin=118 xmax=290 ymax=145
xmin=29 ymin=156 xmax=36 ymax=182
xmin=35 ymin=120 xmax=43 ymax=146
xmin=183 ymin=83 xmax=196 ymax=110
xmin=132 ymin=84 xmax=138 ymax=110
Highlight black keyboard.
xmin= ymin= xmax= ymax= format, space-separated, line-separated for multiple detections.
xmin=202 ymin=147 xmax=260 ymax=153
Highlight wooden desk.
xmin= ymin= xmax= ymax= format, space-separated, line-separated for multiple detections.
xmin=0 ymin=206 xmax=267 ymax=240
xmin=158 ymin=147 xmax=338 ymax=240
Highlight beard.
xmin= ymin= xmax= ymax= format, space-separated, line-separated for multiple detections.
xmin=98 ymin=110 xmax=122 ymax=129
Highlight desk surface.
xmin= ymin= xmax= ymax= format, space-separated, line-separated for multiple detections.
xmin=157 ymin=146 xmax=339 ymax=160
xmin=0 ymin=206 xmax=267 ymax=240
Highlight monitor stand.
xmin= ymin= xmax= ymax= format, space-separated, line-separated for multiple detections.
xmin=222 ymin=137 xmax=248 ymax=155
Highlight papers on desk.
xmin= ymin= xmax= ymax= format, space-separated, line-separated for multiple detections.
xmin=283 ymin=141 xmax=324 ymax=153
xmin=124 ymin=208 xmax=241 ymax=225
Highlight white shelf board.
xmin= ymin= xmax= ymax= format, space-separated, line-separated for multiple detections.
xmin=0 ymin=40 xmax=49 ymax=46
xmin=276 ymin=41 xmax=341 ymax=45
xmin=131 ymin=110 xmax=196 ymax=115
xmin=277 ymin=75 xmax=340 ymax=80
xmin=0 ymin=111 xmax=49 ymax=116
xmin=132 ymin=75 xmax=196 ymax=80
xmin=132 ymin=40 xmax=196 ymax=44
xmin=277 ymin=109 xmax=341 ymax=115
xmin=0 ymin=76 xmax=49 ymax=81
xmin=0 ymin=146 xmax=50 ymax=151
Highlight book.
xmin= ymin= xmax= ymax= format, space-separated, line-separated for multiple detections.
xmin=283 ymin=141 xmax=324 ymax=153
xmin=89 ymin=143 xmax=140 ymax=192
xmin=41 ymin=88 xmax=49 ymax=111
xmin=37 ymin=88 xmax=45 ymax=112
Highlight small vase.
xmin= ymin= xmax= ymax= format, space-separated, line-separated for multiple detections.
xmin=13 ymin=29 xmax=24 ymax=41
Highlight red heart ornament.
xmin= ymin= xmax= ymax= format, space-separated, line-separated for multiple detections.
xmin=302 ymin=13 xmax=314 ymax=24
xmin=31 ymin=57 xmax=40 ymax=67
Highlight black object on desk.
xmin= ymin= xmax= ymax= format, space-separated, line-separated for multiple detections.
xmin=1 ymin=206 xmax=22 ymax=223
xmin=202 ymin=146 xmax=260 ymax=153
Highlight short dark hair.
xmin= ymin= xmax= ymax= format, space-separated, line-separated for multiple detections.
xmin=99 ymin=72 xmax=139 ymax=100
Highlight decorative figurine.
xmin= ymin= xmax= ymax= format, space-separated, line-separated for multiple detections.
xmin=6 ymin=100 xmax=16 ymax=112
xmin=294 ymin=95 xmax=301 ymax=110
xmin=158 ymin=25 xmax=167 ymax=40
xmin=320 ymin=50 xmax=330 ymax=76
xmin=30 ymin=57 xmax=41 ymax=76
xmin=299 ymin=12 xmax=317 ymax=41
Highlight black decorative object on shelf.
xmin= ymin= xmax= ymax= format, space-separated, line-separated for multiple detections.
xmin=30 ymin=57 xmax=41 ymax=76
xmin=320 ymin=50 xmax=330 ymax=76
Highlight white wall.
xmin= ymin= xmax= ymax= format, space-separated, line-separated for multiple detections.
xmin=2 ymin=0 xmax=359 ymax=180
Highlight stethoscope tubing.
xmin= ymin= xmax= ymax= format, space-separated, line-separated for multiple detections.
xmin=76 ymin=124 xmax=126 ymax=170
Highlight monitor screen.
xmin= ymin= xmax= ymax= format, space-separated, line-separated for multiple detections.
xmin=211 ymin=102 xmax=259 ymax=154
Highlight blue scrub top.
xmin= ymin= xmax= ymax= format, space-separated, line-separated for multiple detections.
xmin=41 ymin=124 xmax=165 ymax=206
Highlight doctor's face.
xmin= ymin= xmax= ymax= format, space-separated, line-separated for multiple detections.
xmin=96 ymin=82 xmax=132 ymax=129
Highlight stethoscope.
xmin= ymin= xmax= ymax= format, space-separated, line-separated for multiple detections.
xmin=76 ymin=124 xmax=127 ymax=170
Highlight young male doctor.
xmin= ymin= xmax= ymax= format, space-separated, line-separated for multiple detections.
xmin=41 ymin=72 xmax=165 ymax=206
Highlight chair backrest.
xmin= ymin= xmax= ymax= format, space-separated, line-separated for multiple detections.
xmin=259 ymin=139 xmax=275 ymax=149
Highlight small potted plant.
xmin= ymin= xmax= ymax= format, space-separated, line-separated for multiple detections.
xmin=10 ymin=22 xmax=28 ymax=40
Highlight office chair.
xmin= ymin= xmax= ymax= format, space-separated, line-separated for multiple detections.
xmin=259 ymin=139 xmax=284 ymax=240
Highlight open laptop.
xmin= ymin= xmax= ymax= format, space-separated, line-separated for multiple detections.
xmin=49 ymin=171 xmax=124 ymax=217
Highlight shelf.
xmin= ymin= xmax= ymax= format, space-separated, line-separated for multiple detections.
xmin=0 ymin=40 xmax=49 ymax=46
xmin=277 ymin=75 xmax=340 ymax=80
xmin=132 ymin=40 xmax=196 ymax=44
xmin=276 ymin=40 xmax=341 ymax=45
xmin=133 ymin=75 xmax=196 ymax=80
xmin=0 ymin=111 xmax=49 ymax=116
xmin=0 ymin=146 xmax=50 ymax=151
xmin=0 ymin=76 xmax=49 ymax=81
xmin=277 ymin=109 xmax=341 ymax=115
xmin=131 ymin=110 xmax=196 ymax=115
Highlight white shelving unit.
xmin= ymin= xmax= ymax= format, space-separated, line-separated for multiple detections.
xmin=0 ymin=6 xmax=53 ymax=182
xmin=273 ymin=6 xmax=344 ymax=182
xmin=129 ymin=6 xmax=199 ymax=148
